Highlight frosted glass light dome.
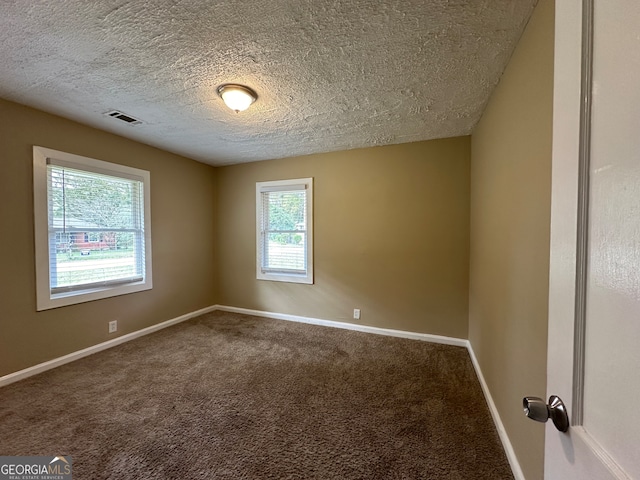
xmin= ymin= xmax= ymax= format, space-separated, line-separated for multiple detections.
xmin=217 ymin=84 xmax=257 ymax=112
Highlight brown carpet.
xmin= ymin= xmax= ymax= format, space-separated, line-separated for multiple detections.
xmin=0 ymin=311 xmax=513 ymax=479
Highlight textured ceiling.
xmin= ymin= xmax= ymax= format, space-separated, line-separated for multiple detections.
xmin=0 ymin=0 xmax=537 ymax=166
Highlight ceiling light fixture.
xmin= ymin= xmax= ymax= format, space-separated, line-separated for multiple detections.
xmin=217 ymin=84 xmax=257 ymax=113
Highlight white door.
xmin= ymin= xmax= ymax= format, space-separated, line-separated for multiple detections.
xmin=545 ymin=0 xmax=640 ymax=478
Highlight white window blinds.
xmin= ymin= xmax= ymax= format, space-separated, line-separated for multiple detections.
xmin=47 ymin=161 xmax=147 ymax=293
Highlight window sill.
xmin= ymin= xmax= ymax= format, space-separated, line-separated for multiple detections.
xmin=37 ymin=280 xmax=152 ymax=311
xmin=257 ymin=272 xmax=313 ymax=285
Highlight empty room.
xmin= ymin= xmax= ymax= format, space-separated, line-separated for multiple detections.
xmin=2 ymin=0 xmax=639 ymax=479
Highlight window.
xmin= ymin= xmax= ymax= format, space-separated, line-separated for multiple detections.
xmin=256 ymin=178 xmax=313 ymax=284
xmin=33 ymin=146 xmax=152 ymax=310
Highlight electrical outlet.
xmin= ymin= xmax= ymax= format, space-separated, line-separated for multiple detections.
xmin=108 ymin=320 xmax=118 ymax=333
xmin=353 ymin=309 xmax=361 ymax=320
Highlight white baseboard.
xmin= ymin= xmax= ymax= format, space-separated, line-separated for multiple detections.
xmin=467 ymin=343 xmax=525 ymax=480
xmin=0 ymin=305 xmax=217 ymax=388
xmin=1 ymin=302 xmax=523 ymax=480
xmin=214 ymin=305 xmax=469 ymax=347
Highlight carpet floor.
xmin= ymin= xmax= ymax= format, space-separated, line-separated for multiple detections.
xmin=0 ymin=311 xmax=513 ymax=479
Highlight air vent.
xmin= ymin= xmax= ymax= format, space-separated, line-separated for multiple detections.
xmin=104 ymin=110 xmax=143 ymax=125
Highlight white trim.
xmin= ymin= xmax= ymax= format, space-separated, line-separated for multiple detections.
xmin=33 ymin=146 xmax=153 ymax=311
xmin=256 ymin=177 xmax=314 ymax=285
xmin=0 ymin=305 xmax=216 ymax=388
xmin=0 ymin=302 xmax=522 ymax=480
xmin=215 ymin=305 xmax=468 ymax=347
xmin=467 ymin=343 xmax=526 ymax=480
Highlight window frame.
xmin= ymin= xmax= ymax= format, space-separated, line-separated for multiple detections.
xmin=33 ymin=146 xmax=153 ymax=311
xmin=256 ymin=178 xmax=313 ymax=284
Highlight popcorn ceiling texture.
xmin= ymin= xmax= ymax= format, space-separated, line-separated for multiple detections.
xmin=0 ymin=0 xmax=536 ymax=165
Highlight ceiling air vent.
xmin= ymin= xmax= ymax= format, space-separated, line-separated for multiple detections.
xmin=104 ymin=110 xmax=143 ymax=125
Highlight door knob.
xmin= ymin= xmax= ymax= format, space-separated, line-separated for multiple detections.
xmin=523 ymin=395 xmax=569 ymax=432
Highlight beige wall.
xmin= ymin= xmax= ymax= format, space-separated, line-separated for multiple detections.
xmin=1 ymin=6 xmax=554 ymax=471
xmin=0 ymin=99 xmax=218 ymax=377
xmin=216 ymin=138 xmax=470 ymax=338
xmin=1 ymin=101 xmax=470 ymax=375
xmin=469 ymin=0 xmax=554 ymax=479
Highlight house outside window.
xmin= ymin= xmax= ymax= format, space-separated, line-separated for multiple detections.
xmin=33 ymin=146 xmax=152 ymax=310
xmin=256 ymin=178 xmax=313 ymax=284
